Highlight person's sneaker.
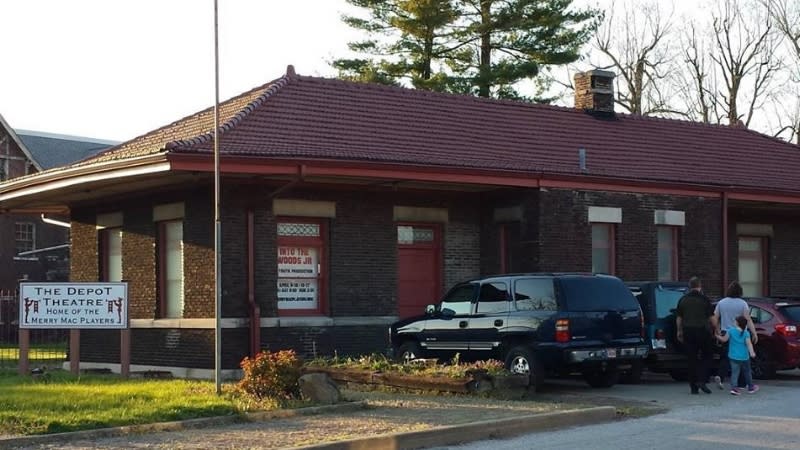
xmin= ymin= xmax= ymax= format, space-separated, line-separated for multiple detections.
xmin=730 ymin=388 xmax=741 ymax=396
xmin=714 ymin=375 xmax=724 ymax=390
xmin=699 ymin=384 xmax=712 ymax=394
xmin=748 ymin=385 xmax=760 ymax=394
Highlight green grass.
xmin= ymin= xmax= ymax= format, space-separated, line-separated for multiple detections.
xmin=0 ymin=370 xmax=240 ymax=436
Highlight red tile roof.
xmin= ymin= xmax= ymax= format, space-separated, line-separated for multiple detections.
xmin=88 ymin=68 xmax=800 ymax=194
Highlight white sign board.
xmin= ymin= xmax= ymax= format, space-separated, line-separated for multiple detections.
xmin=277 ymin=246 xmax=319 ymax=309
xmin=19 ymin=282 xmax=128 ymax=329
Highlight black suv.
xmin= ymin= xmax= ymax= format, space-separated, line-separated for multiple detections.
xmin=389 ymin=273 xmax=648 ymax=390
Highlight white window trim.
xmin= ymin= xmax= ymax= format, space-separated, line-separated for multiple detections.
xmin=588 ymin=206 xmax=622 ymax=224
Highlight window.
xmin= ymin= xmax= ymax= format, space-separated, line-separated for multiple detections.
xmin=738 ymin=236 xmax=767 ymax=297
xmin=657 ymin=227 xmax=679 ymax=281
xmin=15 ymin=222 xmax=35 ymax=254
xmin=440 ymin=283 xmax=475 ymax=315
xmin=100 ymin=228 xmax=122 ymax=282
xmin=277 ymin=219 xmax=326 ymax=315
xmin=513 ymin=278 xmax=557 ymax=311
xmin=654 ymin=286 xmax=686 ymax=319
xmin=749 ymin=306 xmax=773 ymax=325
xmin=476 ymin=282 xmax=509 ymax=314
xmin=158 ymin=221 xmax=184 ymax=318
xmin=591 ymin=223 xmax=615 ymax=274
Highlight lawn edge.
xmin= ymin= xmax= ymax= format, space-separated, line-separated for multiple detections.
xmin=0 ymin=401 xmax=368 ymax=449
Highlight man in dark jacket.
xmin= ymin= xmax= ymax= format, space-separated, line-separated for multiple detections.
xmin=676 ymin=276 xmax=715 ymax=394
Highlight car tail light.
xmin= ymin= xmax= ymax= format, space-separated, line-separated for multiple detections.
xmin=776 ymin=323 xmax=798 ymax=337
xmin=655 ymin=329 xmax=666 ymax=339
xmin=556 ymin=319 xmax=570 ymax=343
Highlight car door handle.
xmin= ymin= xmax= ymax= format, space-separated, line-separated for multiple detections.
xmin=494 ymin=320 xmax=503 ymax=327
xmin=459 ymin=320 xmax=468 ymax=328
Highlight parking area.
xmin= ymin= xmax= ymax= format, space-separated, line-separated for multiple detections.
xmin=537 ymin=368 xmax=800 ymax=410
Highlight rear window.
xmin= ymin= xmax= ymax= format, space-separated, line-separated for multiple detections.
xmin=654 ymin=286 xmax=686 ymax=319
xmin=780 ymin=305 xmax=800 ymax=322
xmin=560 ymin=277 xmax=639 ymax=312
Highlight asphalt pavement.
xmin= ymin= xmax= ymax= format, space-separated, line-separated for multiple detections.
xmin=431 ymin=369 xmax=800 ymax=450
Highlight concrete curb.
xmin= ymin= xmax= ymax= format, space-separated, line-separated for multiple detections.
xmin=0 ymin=401 xmax=368 ymax=450
xmin=290 ymin=406 xmax=617 ymax=450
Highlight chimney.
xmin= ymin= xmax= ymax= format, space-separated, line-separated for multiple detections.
xmin=574 ymin=70 xmax=615 ymax=114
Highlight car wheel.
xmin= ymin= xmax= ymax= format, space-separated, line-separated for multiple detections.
xmin=669 ymin=370 xmax=688 ymax=382
xmin=583 ymin=367 xmax=619 ymax=388
xmin=751 ymin=346 xmax=777 ymax=380
xmin=396 ymin=341 xmax=422 ymax=363
xmin=504 ymin=346 xmax=544 ymax=392
xmin=619 ymin=360 xmax=644 ymax=384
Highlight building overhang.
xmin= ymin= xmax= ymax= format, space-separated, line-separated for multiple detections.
xmin=4 ymin=152 xmax=800 ymax=214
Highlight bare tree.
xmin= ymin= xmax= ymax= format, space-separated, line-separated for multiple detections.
xmin=591 ymin=0 xmax=677 ymax=115
xmin=711 ymin=0 xmax=782 ymax=127
xmin=767 ymin=0 xmax=800 ymax=143
xmin=673 ymin=22 xmax=721 ymax=123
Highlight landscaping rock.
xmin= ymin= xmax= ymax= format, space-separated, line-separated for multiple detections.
xmin=299 ymin=373 xmax=341 ymax=404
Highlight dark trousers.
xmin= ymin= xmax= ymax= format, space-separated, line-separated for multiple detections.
xmin=684 ymin=327 xmax=714 ymax=389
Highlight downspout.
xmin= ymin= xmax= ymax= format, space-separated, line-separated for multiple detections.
xmin=247 ymin=209 xmax=260 ymax=358
xmin=41 ymin=214 xmax=71 ymax=228
xmin=721 ymin=191 xmax=729 ymax=295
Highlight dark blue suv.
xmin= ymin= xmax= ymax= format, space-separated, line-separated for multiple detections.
xmin=389 ymin=273 xmax=648 ymax=391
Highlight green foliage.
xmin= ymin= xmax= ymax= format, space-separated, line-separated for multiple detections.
xmin=334 ymin=0 xmax=603 ymax=100
xmin=0 ymin=370 xmax=237 ymax=436
xmin=236 ymin=350 xmax=303 ymax=405
xmin=307 ymin=353 xmax=508 ymax=379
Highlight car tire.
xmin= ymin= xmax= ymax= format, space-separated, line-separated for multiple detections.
xmin=619 ymin=360 xmax=644 ymax=384
xmin=751 ymin=346 xmax=777 ymax=380
xmin=396 ymin=341 xmax=422 ymax=363
xmin=583 ymin=367 xmax=619 ymax=388
xmin=669 ymin=369 xmax=688 ymax=382
xmin=504 ymin=346 xmax=544 ymax=392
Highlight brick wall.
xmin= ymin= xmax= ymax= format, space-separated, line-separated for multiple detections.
xmin=538 ymin=189 xmax=723 ymax=297
xmin=443 ymin=203 xmax=481 ymax=293
xmin=329 ymin=192 xmax=396 ymax=316
xmin=259 ymin=325 xmax=388 ymax=359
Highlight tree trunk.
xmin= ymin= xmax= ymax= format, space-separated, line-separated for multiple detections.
xmin=478 ymin=0 xmax=492 ymax=97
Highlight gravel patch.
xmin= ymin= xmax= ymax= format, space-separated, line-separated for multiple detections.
xmin=8 ymin=389 xmax=573 ymax=449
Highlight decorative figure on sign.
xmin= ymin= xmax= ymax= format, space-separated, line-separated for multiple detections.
xmin=112 ymin=298 xmax=123 ymax=323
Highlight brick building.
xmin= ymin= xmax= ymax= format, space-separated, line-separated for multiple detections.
xmin=1 ymin=67 xmax=798 ymax=378
xmin=0 ymin=115 xmax=115 ymax=290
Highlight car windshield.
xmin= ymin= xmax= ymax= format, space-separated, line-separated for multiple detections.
xmin=560 ymin=277 xmax=639 ymax=311
xmin=655 ymin=286 xmax=686 ymax=319
xmin=779 ymin=305 xmax=800 ymax=322
xmin=439 ymin=283 xmax=476 ymax=315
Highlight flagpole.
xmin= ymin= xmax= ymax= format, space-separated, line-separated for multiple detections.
xmin=213 ymin=0 xmax=222 ymax=395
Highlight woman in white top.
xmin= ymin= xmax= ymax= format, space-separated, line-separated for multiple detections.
xmin=713 ymin=281 xmax=758 ymax=389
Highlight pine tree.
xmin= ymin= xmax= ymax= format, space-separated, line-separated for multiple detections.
xmin=333 ymin=0 xmax=601 ymax=100
xmin=333 ymin=0 xmax=459 ymax=90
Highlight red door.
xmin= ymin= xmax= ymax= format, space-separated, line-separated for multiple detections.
xmin=397 ymin=224 xmax=441 ymax=319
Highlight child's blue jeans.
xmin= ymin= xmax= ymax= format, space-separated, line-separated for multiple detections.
xmin=730 ymin=358 xmax=753 ymax=389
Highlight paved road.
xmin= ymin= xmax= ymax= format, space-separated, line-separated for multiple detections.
xmin=432 ymin=370 xmax=800 ymax=450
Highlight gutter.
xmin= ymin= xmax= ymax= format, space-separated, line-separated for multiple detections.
xmin=41 ymin=214 xmax=70 ymax=228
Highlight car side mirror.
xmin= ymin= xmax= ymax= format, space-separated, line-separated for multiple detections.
xmin=425 ymin=304 xmax=436 ymax=315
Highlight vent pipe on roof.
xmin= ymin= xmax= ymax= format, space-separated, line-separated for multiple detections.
xmin=579 ymin=148 xmax=587 ymax=172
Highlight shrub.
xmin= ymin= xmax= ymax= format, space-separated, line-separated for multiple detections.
xmin=237 ymin=350 xmax=302 ymax=404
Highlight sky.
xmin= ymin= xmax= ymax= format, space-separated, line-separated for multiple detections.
xmin=0 ymin=0 xmax=699 ymax=142
xmin=0 ymin=0 xmax=363 ymax=141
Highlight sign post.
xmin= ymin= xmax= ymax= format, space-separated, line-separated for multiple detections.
xmin=19 ymin=282 xmax=128 ymax=376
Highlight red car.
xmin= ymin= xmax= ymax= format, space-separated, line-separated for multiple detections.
xmin=745 ymin=297 xmax=800 ymax=379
